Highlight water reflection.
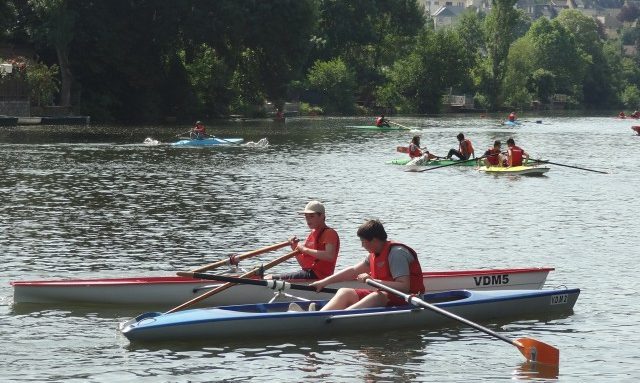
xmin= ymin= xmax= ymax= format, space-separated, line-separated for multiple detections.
xmin=513 ymin=361 xmax=559 ymax=380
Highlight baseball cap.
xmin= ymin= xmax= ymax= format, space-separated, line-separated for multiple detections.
xmin=299 ymin=200 xmax=325 ymax=214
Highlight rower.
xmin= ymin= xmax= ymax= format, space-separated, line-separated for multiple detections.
xmin=375 ymin=114 xmax=390 ymax=127
xmin=445 ymin=133 xmax=475 ymax=161
xmin=309 ymin=219 xmax=424 ymax=311
xmin=483 ymin=140 xmax=504 ymax=167
xmin=190 ymin=121 xmax=208 ymax=139
xmin=505 ymin=138 xmax=529 ymax=167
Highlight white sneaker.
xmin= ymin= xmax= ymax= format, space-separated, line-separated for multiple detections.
xmin=288 ymin=302 xmax=304 ymax=312
xmin=308 ymin=302 xmax=317 ymax=312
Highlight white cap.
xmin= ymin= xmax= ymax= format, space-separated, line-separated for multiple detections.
xmin=299 ymin=200 xmax=325 ymax=214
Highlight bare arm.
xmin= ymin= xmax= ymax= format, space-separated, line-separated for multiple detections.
xmin=310 ymin=260 xmax=369 ymax=290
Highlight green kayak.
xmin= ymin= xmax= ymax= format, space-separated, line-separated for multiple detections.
xmin=346 ymin=125 xmax=408 ymax=131
xmin=387 ymin=158 xmax=478 ymax=166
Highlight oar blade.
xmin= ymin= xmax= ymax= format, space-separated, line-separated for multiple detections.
xmin=515 ymin=337 xmax=559 ymax=366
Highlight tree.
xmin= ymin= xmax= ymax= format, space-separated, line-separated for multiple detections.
xmin=27 ymin=0 xmax=75 ymax=107
xmin=483 ymin=0 xmax=521 ymax=110
xmin=306 ymin=57 xmax=356 ymax=114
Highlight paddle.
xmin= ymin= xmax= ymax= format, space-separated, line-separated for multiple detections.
xmin=166 ymin=249 xmax=300 ymax=313
xmin=389 ymin=121 xmax=411 ymax=130
xmin=410 ymin=155 xmax=482 ymax=172
xmin=528 ymin=159 xmax=608 ymax=174
xmin=191 ymin=240 xmax=292 ymax=273
xmin=365 ymin=278 xmax=560 ymax=365
xmin=177 ymin=272 xmax=339 ymax=294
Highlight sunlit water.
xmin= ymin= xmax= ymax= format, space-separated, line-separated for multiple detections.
xmin=1 ymin=116 xmax=638 ymax=382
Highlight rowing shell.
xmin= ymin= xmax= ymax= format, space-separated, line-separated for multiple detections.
xmin=120 ymin=287 xmax=580 ymax=343
xmin=11 ymin=267 xmax=553 ymax=307
xmin=478 ymin=165 xmax=550 ymax=176
xmin=345 ymin=125 xmax=407 ymax=131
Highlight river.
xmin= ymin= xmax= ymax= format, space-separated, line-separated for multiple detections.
xmin=1 ymin=115 xmax=638 ymax=382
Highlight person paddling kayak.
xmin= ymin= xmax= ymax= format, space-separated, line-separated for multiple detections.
xmin=375 ymin=114 xmax=390 ymax=127
xmin=408 ymin=136 xmax=438 ymax=160
xmin=483 ymin=140 xmax=504 ymax=167
xmin=506 ymin=138 xmax=529 ymax=167
xmin=190 ymin=121 xmax=208 ymax=139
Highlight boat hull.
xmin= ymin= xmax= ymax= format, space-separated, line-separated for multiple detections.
xmin=345 ymin=125 xmax=406 ymax=131
xmin=388 ymin=158 xmax=476 ymax=166
xmin=11 ymin=267 xmax=553 ymax=306
xmin=120 ymin=288 xmax=580 ymax=343
xmin=632 ymin=126 xmax=640 ymax=135
xmin=171 ymin=137 xmax=244 ymax=146
xmin=478 ymin=165 xmax=550 ymax=176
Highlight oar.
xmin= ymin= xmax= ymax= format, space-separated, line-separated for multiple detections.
xmin=166 ymin=249 xmax=300 ymax=313
xmin=528 ymin=159 xmax=608 ymax=174
xmin=389 ymin=121 xmax=411 ymax=130
xmin=410 ymin=156 xmax=483 ymax=172
xmin=365 ymin=278 xmax=559 ymax=365
xmin=190 ymin=240 xmax=292 ymax=273
xmin=177 ymin=272 xmax=339 ymax=294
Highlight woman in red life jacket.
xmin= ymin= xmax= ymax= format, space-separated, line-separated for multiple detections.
xmin=375 ymin=114 xmax=390 ymax=127
xmin=408 ymin=136 xmax=438 ymax=160
xmin=310 ymin=219 xmax=424 ymax=311
xmin=191 ymin=121 xmax=207 ymax=139
xmin=267 ymin=200 xmax=340 ymax=280
xmin=483 ymin=140 xmax=504 ymax=167
xmin=445 ymin=133 xmax=475 ymax=161
xmin=506 ymin=137 xmax=529 ymax=167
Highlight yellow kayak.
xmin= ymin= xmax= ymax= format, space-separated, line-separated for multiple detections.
xmin=478 ymin=165 xmax=550 ymax=176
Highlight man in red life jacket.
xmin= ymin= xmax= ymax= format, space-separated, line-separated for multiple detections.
xmin=375 ymin=114 xmax=390 ymax=127
xmin=309 ymin=219 xmax=424 ymax=311
xmin=483 ymin=140 xmax=504 ymax=167
xmin=267 ymin=200 xmax=340 ymax=280
xmin=191 ymin=121 xmax=207 ymax=139
xmin=445 ymin=133 xmax=475 ymax=161
xmin=506 ymin=138 xmax=529 ymax=167
xmin=619 ymin=111 xmax=626 ymax=119
xmin=631 ymin=110 xmax=640 ymax=119
xmin=508 ymin=112 xmax=517 ymax=122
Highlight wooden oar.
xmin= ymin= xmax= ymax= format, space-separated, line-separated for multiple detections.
xmin=366 ymin=278 xmax=559 ymax=365
xmin=528 ymin=159 xmax=608 ymax=174
xmin=410 ymin=156 xmax=482 ymax=172
xmin=190 ymin=240 xmax=292 ymax=273
xmin=166 ymin=250 xmax=300 ymax=313
xmin=389 ymin=121 xmax=411 ymax=130
xmin=177 ymin=272 xmax=339 ymax=294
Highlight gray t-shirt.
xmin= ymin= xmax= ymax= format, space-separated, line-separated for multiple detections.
xmin=363 ymin=245 xmax=413 ymax=279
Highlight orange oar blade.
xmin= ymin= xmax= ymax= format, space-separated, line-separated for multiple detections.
xmin=515 ymin=337 xmax=559 ymax=366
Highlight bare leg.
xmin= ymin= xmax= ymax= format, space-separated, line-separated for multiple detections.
xmin=347 ymin=291 xmax=389 ymax=309
xmin=320 ymin=288 xmax=360 ymax=311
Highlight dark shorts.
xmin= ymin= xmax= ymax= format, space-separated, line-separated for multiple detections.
xmin=354 ymin=288 xmax=408 ymax=306
xmin=272 ymin=269 xmax=317 ymax=280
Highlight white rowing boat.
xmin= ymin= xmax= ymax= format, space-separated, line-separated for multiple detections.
xmin=120 ymin=287 xmax=580 ymax=343
xmin=11 ymin=267 xmax=553 ymax=306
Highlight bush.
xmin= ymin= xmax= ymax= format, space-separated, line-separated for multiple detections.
xmin=26 ymin=62 xmax=59 ymax=107
xmin=306 ymin=58 xmax=356 ymax=114
xmin=621 ymin=84 xmax=640 ymax=108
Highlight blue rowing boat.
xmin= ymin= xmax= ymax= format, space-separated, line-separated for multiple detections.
xmin=120 ymin=287 xmax=580 ymax=343
xmin=171 ymin=137 xmax=244 ymax=147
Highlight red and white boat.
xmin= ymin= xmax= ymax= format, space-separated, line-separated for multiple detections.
xmin=11 ymin=267 xmax=553 ymax=307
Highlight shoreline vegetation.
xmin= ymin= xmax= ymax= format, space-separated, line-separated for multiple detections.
xmin=1 ymin=1 xmax=639 ymax=124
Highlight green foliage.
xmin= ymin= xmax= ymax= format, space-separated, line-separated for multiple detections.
xmin=621 ymin=85 xmax=640 ymax=108
xmin=378 ymin=28 xmax=472 ymax=113
xmin=306 ymin=57 xmax=356 ymax=114
xmin=26 ymin=61 xmax=59 ymax=106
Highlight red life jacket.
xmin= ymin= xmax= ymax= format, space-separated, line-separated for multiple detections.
xmin=485 ymin=147 xmax=501 ymax=165
xmin=409 ymin=143 xmax=422 ymax=158
xmin=375 ymin=117 xmax=384 ymax=126
xmin=509 ymin=145 xmax=524 ymax=166
xmin=460 ymin=139 xmax=474 ymax=157
xmin=295 ymin=226 xmax=340 ymax=279
xmin=508 ymin=113 xmax=516 ymax=121
xmin=369 ymin=241 xmax=425 ymax=294
xmin=193 ymin=125 xmax=206 ymax=134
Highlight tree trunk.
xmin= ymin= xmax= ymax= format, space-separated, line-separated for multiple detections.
xmin=56 ymin=46 xmax=72 ymax=107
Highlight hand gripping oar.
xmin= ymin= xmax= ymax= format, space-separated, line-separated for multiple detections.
xmin=389 ymin=121 xmax=411 ymax=130
xmin=177 ymin=272 xmax=339 ymax=294
xmin=410 ymin=156 xmax=483 ymax=172
xmin=528 ymin=159 xmax=608 ymax=174
xmin=166 ymin=250 xmax=300 ymax=313
xmin=190 ymin=240 xmax=292 ymax=273
xmin=365 ymin=278 xmax=560 ymax=365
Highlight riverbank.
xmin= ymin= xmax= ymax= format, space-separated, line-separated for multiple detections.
xmin=0 ymin=115 xmax=90 ymax=126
